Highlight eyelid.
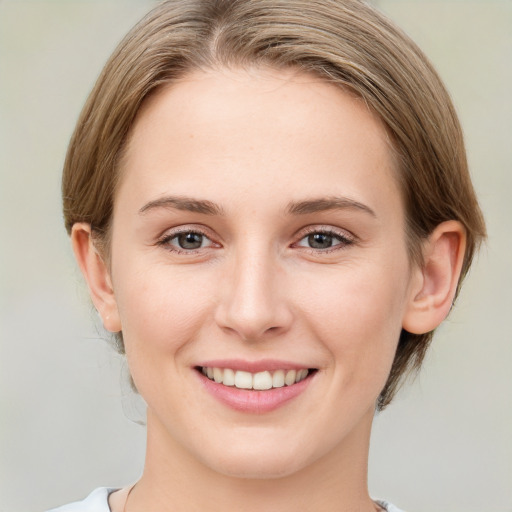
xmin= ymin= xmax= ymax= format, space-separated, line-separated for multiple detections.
xmin=155 ymin=224 xmax=221 ymax=252
xmin=292 ymin=225 xmax=357 ymax=251
xmin=153 ymin=223 xmax=356 ymax=254
xmin=299 ymin=224 xmax=355 ymax=238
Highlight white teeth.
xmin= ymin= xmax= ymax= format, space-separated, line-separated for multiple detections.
xmin=253 ymin=371 xmax=272 ymax=390
xmin=284 ymin=369 xmax=297 ymax=386
xmin=234 ymin=370 xmax=253 ymax=389
xmin=272 ymin=370 xmax=285 ymax=388
xmin=213 ymin=367 xmax=223 ymax=383
xmin=201 ymin=367 xmax=310 ymax=389
xmin=297 ymin=369 xmax=308 ymax=381
xmin=223 ymin=368 xmax=235 ymax=386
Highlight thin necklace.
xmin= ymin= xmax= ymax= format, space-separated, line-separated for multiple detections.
xmin=122 ymin=483 xmax=136 ymax=512
xmin=122 ymin=484 xmax=385 ymax=512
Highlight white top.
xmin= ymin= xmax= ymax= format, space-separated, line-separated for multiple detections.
xmin=47 ymin=487 xmax=406 ymax=512
xmin=47 ymin=488 xmax=113 ymax=512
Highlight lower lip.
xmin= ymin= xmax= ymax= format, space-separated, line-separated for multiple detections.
xmin=197 ymin=371 xmax=314 ymax=413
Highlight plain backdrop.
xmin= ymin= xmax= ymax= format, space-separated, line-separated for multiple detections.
xmin=0 ymin=1 xmax=511 ymax=511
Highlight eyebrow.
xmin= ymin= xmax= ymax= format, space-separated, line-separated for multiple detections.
xmin=286 ymin=197 xmax=376 ymax=217
xmin=139 ymin=196 xmax=224 ymax=216
xmin=138 ymin=195 xmax=375 ymax=218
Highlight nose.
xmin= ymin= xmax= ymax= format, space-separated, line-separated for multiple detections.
xmin=214 ymin=249 xmax=293 ymax=342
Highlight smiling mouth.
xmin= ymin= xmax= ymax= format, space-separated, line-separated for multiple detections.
xmin=197 ymin=367 xmax=316 ymax=390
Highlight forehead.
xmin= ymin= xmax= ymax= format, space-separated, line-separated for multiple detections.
xmin=117 ymin=67 xmax=402 ymax=220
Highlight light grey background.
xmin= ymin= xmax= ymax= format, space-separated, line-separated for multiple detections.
xmin=0 ymin=1 xmax=510 ymax=511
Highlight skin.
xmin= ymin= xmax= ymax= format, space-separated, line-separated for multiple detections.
xmin=73 ymin=67 xmax=465 ymax=512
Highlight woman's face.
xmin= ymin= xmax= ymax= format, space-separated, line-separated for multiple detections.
xmin=108 ymin=67 xmax=418 ymax=478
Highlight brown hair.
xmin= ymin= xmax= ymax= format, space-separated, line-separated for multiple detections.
xmin=62 ymin=0 xmax=486 ymax=409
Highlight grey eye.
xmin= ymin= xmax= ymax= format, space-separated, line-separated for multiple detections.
xmin=175 ymin=232 xmax=205 ymax=249
xmin=307 ymin=233 xmax=334 ymax=249
xmin=295 ymin=229 xmax=353 ymax=251
xmin=159 ymin=228 xmax=218 ymax=253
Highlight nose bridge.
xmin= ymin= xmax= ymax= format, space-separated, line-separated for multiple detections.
xmin=215 ymin=241 xmax=292 ymax=340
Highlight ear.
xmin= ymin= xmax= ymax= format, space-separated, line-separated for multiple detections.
xmin=71 ymin=223 xmax=122 ymax=333
xmin=402 ymin=220 xmax=466 ymax=335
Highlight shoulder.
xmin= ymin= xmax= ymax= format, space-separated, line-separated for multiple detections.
xmin=375 ymin=500 xmax=407 ymax=512
xmin=46 ymin=488 xmax=116 ymax=512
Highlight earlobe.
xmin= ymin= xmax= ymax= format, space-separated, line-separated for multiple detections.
xmin=71 ymin=223 xmax=122 ymax=333
xmin=402 ymin=221 xmax=466 ymax=335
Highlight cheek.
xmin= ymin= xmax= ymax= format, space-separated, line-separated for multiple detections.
xmin=301 ymin=259 xmax=409 ymax=382
xmin=112 ymin=262 xmax=216 ymax=367
xmin=113 ymin=267 xmax=219 ymax=417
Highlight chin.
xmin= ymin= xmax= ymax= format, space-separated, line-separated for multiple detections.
xmin=193 ymin=434 xmax=318 ymax=480
xmin=209 ymin=454 xmax=307 ymax=480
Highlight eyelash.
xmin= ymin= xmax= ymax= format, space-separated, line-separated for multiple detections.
xmin=156 ymin=226 xmax=355 ymax=255
xmin=293 ymin=227 xmax=355 ymax=253
xmin=156 ymin=227 xmax=217 ymax=254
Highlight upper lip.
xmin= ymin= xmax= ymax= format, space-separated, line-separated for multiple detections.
xmin=195 ymin=359 xmax=314 ymax=373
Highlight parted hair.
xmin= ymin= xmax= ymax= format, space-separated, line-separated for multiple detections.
xmin=62 ymin=0 xmax=486 ymax=409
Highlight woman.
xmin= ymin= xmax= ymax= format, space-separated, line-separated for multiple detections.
xmin=52 ymin=0 xmax=485 ymax=511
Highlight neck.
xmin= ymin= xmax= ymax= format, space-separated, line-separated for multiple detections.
xmin=128 ymin=407 xmax=377 ymax=512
